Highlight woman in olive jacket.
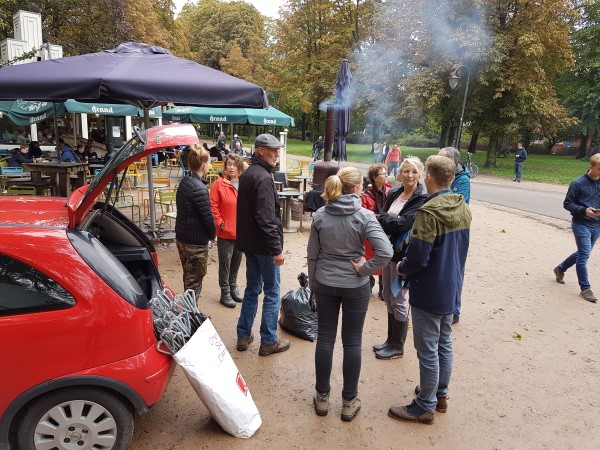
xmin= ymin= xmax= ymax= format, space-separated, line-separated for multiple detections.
xmin=374 ymin=157 xmax=428 ymax=360
xmin=175 ymin=144 xmax=216 ymax=304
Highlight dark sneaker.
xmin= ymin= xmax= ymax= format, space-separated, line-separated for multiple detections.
xmin=341 ymin=396 xmax=361 ymax=422
xmin=580 ymin=288 xmax=598 ymax=303
xmin=452 ymin=314 xmax=459 ymax=324
xmin=258 ymin=338 xmax=290 ymax=356
xmin=553 ymin=267 xmax=565 ymax=284
xmin=414 ymin=385 xmax=448 ymax=413
xmin=230 ymin=286 xmax=243 ymax=302
xmin=388 ymin=400 xmax=434 ymax=424
xmin=313 ymin=390 xmax=330 ymax=416
xmin=236 ymin=333 xmax=254 ymax=351
xmin=220 ymin=293 xmax=236 ymax=308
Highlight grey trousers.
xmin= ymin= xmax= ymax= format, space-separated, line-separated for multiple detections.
xmin=217 ymin=238 xmax=242 ymax=293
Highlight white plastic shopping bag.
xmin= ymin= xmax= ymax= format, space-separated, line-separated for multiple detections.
xmin=173 ymin=318 xmax=262 ymax=438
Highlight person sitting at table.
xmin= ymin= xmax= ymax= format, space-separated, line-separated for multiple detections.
xmin=74 ymin=144 xmax=88 ymax=163
xmin=84 ymin=139 xmax=98 ymax=160
xmin=58 ymin=139 xmax=77 ymax=162
xmin=28 ymin=141 xmax=43 ymax=160
xmin=8 ymin=144 xmax=33 ymax=167
xmin=203 ymin=142 xmax=223 ymax=161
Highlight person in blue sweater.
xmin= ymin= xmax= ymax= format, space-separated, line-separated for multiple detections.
xmin=388 ymin=155 xmax=471 ymax=425
xmin=438 ymin=146 xmax=470 ymax=323
xmin=513 ymin=143 xmax=527 ymax=182
xmin=553 ymin=154 xmax=600 ymax=303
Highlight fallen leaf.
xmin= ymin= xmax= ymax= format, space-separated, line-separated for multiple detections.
xmin=501 ymin=229 xmax=506 ymax=233
xmin=513 ymin=331 xmax=522 ymax=340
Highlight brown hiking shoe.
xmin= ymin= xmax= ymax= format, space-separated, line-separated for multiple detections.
xmin=414 ymin=385 xmax=448 ymax=413
xmin=388 ymin=400 xmax=434 ymax=424
xmin=313 ymin=390 xmax=330 ymax=416
xmin=236 ymin=333 xmax=254 ymax=351
xmin=553 ymin=267 xmax=565 ymax=284
xmin=580 ymin=288 xmax=598 ymax=303
xmin=258 ymin=338 xmax=290 ymax=356
xmin=341 ymin=396 xmax=361 ymax=422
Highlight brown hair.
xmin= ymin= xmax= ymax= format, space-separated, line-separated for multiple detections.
xmin=188 ymin=143 xmax=209 ymax=172
xmin=425 ymin=155 xmax=455 ymax=186
xmin=367 ymin=163 xmax=386 ymax=185
xmin=224 ymin=153 xmax=244 ymax=178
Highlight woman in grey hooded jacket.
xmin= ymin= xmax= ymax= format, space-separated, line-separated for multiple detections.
xmin=308 ymin=167 xmax=393 ymax=422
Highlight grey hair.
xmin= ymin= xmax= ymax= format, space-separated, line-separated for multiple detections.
xmin=439 ymin=147 xmax=460 ymax=165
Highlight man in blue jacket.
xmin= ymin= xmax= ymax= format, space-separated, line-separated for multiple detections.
xmin=513 ymin=142 xmax=527 ymax=182
xmin=438 ymin=146 xmax=470 ymax=323
xmin=554 ymin=154 xmax=600 ymax=302
xmin=388 ymin=155 xmax=471 ymax=424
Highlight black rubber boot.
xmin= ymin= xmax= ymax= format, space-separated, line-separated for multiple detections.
xmin=373 ymin=313 xmax=393 ymax=352
xmin=375 ymin=319 xmax=408 ymax=360
xmin=378 ymin=275 xmax=384 ymax=300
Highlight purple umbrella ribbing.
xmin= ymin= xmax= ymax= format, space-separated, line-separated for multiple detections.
xmin=333 ymin=59 xmax=352 ymax=162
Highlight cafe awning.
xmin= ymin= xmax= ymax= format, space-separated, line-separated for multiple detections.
xmin=163 ymin=105 xmax=294 ymax=127
xmin=64 ymin=100 xmax=162 ymax=118
xmin=0 ymin=100 xmax=66 ymax=126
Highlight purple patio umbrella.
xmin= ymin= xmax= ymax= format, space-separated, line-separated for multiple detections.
xmin=0 ymin=42 xmax=268 ymax=235
xmin=332 ymin=59 xmax=352 ymax=162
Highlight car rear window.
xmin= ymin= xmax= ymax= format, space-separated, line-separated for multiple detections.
xmin=0 ymin=253 xmax=75 ymax=316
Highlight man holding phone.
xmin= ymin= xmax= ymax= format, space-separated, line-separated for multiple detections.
xmin=554 ymin=154 xmax=600 ymax=302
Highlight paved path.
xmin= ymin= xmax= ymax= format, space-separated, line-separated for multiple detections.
xmin=287 ymin=154 xmax=571 ymax=222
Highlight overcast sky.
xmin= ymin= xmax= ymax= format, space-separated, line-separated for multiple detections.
xmin=172 ymin=0 xmax=283 ymax=18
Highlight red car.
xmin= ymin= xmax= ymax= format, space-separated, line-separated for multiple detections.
xmin=0 ymin=124 xmax=199 ymax=450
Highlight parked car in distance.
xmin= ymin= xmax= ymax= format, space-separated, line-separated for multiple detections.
xmin=0 ymin=124 xmax=200 ymax=450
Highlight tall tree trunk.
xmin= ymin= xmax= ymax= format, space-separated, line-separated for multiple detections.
xmin=577 ymin=128 xmax=589 ymax=159
xmin=301 ymin=113 xmax=307 ymax=141
xmin=588 ymin=129 xmax=599 ymax=158
xmin=440 ymin=126 xmax=449 ymax=148
xmin=484 ymin=135 xmax=498 ymax=168
xmin=448 ymin=126 xmax=457 ymax=148
xmin=468 ymin=132 xmax=479 ymax=153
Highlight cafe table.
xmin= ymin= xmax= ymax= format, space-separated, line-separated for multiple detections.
xmin=23 ymin=162 xmax=88 ymax=197
xmin=277 ymin=190 xmax=301 ymax=233
xmin=292 ymin=174 xmax=313 ymax=192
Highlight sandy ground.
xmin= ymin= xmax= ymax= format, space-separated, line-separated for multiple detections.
xmin=130 ymin=190 xmax=600 ymax=449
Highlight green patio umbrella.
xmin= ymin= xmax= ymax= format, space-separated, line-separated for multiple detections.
xmin=0 ymin=100 xmax=66 ymax=126
xmin=163 ymin=105 xmax=294 ymax=126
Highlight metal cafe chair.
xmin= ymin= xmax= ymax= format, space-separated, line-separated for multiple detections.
xmin=1 ymin=166 xmax=24 ymax=174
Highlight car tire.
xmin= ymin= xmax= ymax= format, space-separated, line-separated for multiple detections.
xmin=17 ymin=387 xmax=134 ymax=450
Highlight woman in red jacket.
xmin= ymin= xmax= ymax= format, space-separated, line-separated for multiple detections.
xmin=361 ymin=163 xmax=390 ymax=299
xmin=210 ymin=153 xmax=245 ymax=308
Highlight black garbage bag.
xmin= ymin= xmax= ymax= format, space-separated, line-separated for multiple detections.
xmin=279 ymin=273 xmax=318 ymax=341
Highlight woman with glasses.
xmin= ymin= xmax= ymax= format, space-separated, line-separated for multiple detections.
xmin=361 ymin=164 xmax=390 ymax=299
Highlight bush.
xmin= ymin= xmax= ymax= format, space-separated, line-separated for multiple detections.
xmin=397 ymin=133 xmax=439 ymax=148
xmin=527 ymin=143 xmax=551 ymax=155
xmin=554 ymin=145 xmax=579 ymax=156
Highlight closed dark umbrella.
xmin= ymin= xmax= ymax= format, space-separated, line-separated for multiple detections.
xmin=0 ymin=42 xmax=268 ymax=235
xmin=333 ymin=59 xmax=352 ymax=162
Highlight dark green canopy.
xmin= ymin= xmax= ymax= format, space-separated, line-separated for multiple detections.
xmin=163 ymin=105 xmax=294 ymax=127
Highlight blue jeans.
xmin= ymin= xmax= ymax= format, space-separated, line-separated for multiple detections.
xmin=314 ymin=280 xmax=371 ymax=401
xmin=514 ymin=161 xmax=523 ymax=180
xmin=558 ymin=223 xmax=600 ymax=290
xmin=236 ymin=254 xmax=281 ymax=345
xmin=387 ymin=162 xmax=399 ymax=177
xmin=411 ymin=306 xmax=453 ymax=413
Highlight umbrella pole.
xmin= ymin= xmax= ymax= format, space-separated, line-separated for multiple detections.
xmin=145 ymin=109 xmax=157 ymax=238
xmin=53 ymin=103 xmax=60 ymax=155
xmin=324 ymin=104 xmax=334 ymax=161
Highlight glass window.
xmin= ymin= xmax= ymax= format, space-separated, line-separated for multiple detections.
xmin=0 ymin=254 xmax=75 ymax=316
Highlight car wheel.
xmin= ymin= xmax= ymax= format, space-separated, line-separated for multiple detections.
xmin=17 ymin=387 xmax=134 ymax=450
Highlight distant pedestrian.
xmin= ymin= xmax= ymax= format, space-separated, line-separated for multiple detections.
xmin=553 ymin=154 xmax=600 ymax=303
xmin=373 ymin=140 xmax=383 ymax=163
xmin=389 ymin=155 xmax=471 ymax=425
xmin=235 ymin=134 xmax=289 ymax=357
xmin=513 ymin=143 xmax=527 ymax=182
xmin=385 ymin=144 xmax=402 ymax=177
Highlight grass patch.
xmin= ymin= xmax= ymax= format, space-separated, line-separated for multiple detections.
xmin=285 ymin=138 xmax=589 ymax=186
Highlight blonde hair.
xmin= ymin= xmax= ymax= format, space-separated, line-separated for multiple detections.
xmin=399 ymin=156 xmax=424 ymax=180
xmin=188 ymin=144 xmax=209 ymax=172
xmin=322 ymin=167 xmax=362 ymax=202
xmin=590 ymin=154 xmax=600 ymax=167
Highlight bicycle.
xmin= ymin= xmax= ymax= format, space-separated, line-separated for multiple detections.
xmin=464 ymin=152 xmax=479 ymax=178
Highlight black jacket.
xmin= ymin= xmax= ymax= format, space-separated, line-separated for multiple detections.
xmin=175 ymin=172 xmax=216 ymax=245
xmin=236 ymin=155 xmax=283 ymax=255
xmin=377 ymin=184 xmax=429 ymax=262
xmin=8 ymin=149 xmax=32 ymax=167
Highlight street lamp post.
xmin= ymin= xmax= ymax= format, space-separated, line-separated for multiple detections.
xmin=448 ymin=64 xmax=471 ymax=150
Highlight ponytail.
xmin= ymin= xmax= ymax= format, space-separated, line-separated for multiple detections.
xmin=321 ymin=167 xmax=362 ymax=202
